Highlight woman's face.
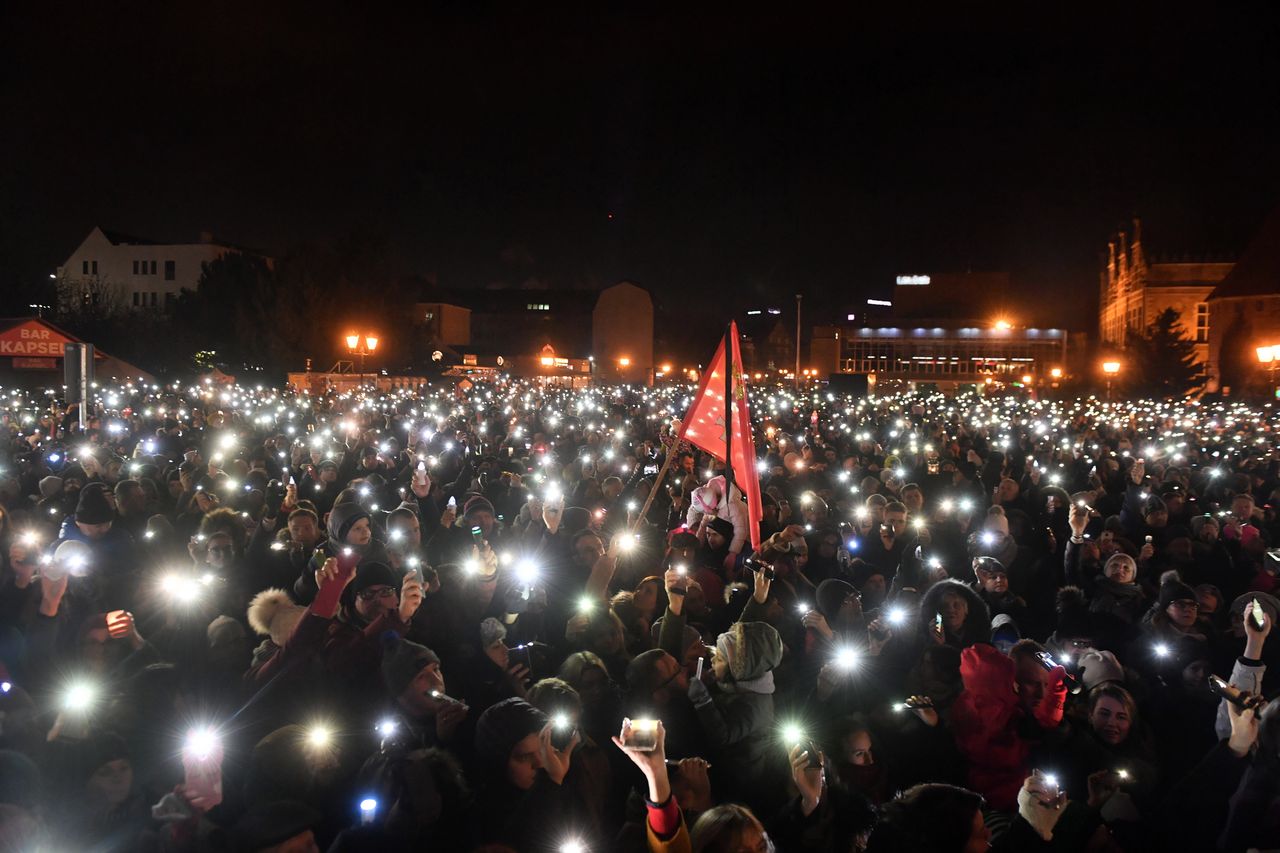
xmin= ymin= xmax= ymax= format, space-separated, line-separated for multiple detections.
xmin=1104 ymin=556 xmax=1136 ymax=585
xmin=506 ymin=732 xmax=543 ymax=790
xmin=633 ymin=581 xmax=659 ymax=615
xmin=574 ymin=665 xmax=609 ymax=708
xmin=940 ymin=591 xmax=969 ymax=631
xmin=1089 ymin=695 xmax=1132 ymax=746
xmin=842 ymin=730 xmax=874 ymax=766
xmin=1166 ymin=598 xmax=1200 ymax=629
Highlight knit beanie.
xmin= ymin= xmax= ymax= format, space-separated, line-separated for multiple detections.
xmin=1144 ymin=495 xmax=1168 ymax=516
xmin=75 ymin=483 xmax=114 ymax=525
xmin=350 ymin=562 xmax=399 ymax=596
xmin=247 ymin=589 xmax=308 ymax=647
xmin=560 ymin=506 xmax=591 ymax=536
xmin=707 ymin=517 xmax=735 ymax=540
xmin=38 ymin=475 xmax=63 ymax=499
xmin=380 ymin=632 xmax=440 ymax=698
xmin=463 ymin=495 xmax=495 ymax=519
xmin=326 ymin=502 xmax=370 ymax=543
xmin=1078 ymin=649 xmax=1125 ymax=691
xmin=207 ymin=614 xmax=247 ymax=649
xmin=816 ymin=578 xmax=857 ymax=623
xmin=1158 ymin=579 xmax=1198 ymax=610
xmin=474 ymin=698 xmax=548 ymax=765
xmin=480 ymin=617 xmax=507 ymax=648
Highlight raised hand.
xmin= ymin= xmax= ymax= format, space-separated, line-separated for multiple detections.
xmin=538 ymin=722 xmax=579 ymax=785
xmin=788 ymin=744 xmax=825 ymax=816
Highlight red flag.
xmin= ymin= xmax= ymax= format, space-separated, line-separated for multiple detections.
xmin=677 ymin=322 xmax=763 ymax=550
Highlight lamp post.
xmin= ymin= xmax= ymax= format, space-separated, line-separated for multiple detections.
xmin=345 ymin=333 xmax=379 ymax=388
xmin=1101 ymin=360 xmax=1121 ymax=401
xmin=1256 ymin=345 xmax=1280 ymax=400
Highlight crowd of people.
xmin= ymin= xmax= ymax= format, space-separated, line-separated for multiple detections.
xmin=1 ymin=378 xmax=1280 ymax=851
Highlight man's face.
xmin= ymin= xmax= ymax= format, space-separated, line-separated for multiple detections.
xmin=575 ymin=534 xmax=604 ymax=568
xmin=1014 ymin=654 xmax=1049 ymax=712
xmin=206 ymin=534 xmax=234 ymax=569
xmin=76 ymin=520 xmax=112 ymax=540
xmin=471 ymin=510 xmax=496 ymax=536
xmin=1145 ymin=510 xmax=1168 ymax=529
xmin=884 ymin=510 xmax=907 ymax=536
xmin=389 ymin=516 xmax=421 ymax=549
xmin=1166 ymin=597 xmax=1200 ymax=628
xmin=288 ymin=516 xmax=320 ymax=548
xmin=902 ymin=489 xmax=924 ymax=513
xmin=118 ymin=486 xmax=146 ymax=515
xmin=1232 ymin=496 xmax=1255 ymax=521
xmin=977 ymin=568 xmax=1009 ymax=595
xmin=654 ymin=652 xmax=688 ymax=701
xmin=998 ymin=479 xmax=1019 ymax=503
xmin=1198 ymin=522 xmax=1220 ymax=543
xmin=319 ymin=467 xmax=338 ymax=483
xmin=356 ymin=583 xmax=399 ymax=620
xmin=398 ymin=660 xmax=447 ymax=717
xmin=706 ymin=528 xmax=727 ymax=550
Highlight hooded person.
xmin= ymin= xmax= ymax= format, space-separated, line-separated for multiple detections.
xmin=920 ymin=579 xmax=991 ymax=649
xmin=472 ymin=697 xmax=584 ymax=850
xmin=379 ymin=632 xmax=471 ymax=755
xmin=686 ymin=619 xmax=788 ymax=813
xmin=296 ymin=501 xmax=391 ymax=604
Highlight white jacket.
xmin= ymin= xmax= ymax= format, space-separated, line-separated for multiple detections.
xmin=686 ymin=475 xmax=749 ymax=554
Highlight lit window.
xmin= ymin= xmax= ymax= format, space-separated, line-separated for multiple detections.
xmin=1195 ymin=303 xmax=1209 ymax=343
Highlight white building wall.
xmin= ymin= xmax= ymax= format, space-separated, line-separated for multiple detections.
xmin=55 ymin=227 xmax=243 ymax=312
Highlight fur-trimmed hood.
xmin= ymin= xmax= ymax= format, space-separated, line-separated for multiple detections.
xmin=921 ymin=578 xmax=991 ymax=647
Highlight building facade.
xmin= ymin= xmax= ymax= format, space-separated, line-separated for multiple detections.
xmin=1098 ymin=219 xmax=1232 ymax=363
xmin=55 ymin=227 xmax=267 ymax=313
xmin=831 ymin=322 xmax=1068 ymax=390
xmin=1206 ymin=206 xmax=1280 ymax=394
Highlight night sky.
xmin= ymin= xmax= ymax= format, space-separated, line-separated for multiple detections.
xmin=3 ymin=4 xmax=1279 ymax=334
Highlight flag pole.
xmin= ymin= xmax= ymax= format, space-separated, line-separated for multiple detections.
xmin=629 ymin=442 xmax=677 ymax=534
xmin=724 ymin=323 xmax=734 ymax=501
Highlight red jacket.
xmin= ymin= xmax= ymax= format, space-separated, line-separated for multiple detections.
xmin=950 ymin=645 xmax=1065 ymax=810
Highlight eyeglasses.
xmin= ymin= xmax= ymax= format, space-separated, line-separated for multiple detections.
xmin=357 ymin=586 xmax=399 ymax=602
xmin=209 ymin=546 xmax=233 ymax=556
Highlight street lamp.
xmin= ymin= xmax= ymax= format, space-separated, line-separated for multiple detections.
xmin=1256 ymin=345 xmax=1280 ymax=399
xmin=345 ymin=333 xmax=379 ymax=387
xmin=1101 ymin=360 xmax=1121 ymax=401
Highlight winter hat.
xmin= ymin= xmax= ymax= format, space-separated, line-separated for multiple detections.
xmin=1158 ymin=579 xmax=1198 ymax=610
xmin=75 ymin=483 xmax=114 ymax=525
xmin=326 ymin=502 xmax=370 ymax=543
xmin=317 ymin=458 xmax=338 ymax=471
xmin=380 ymin=632 xmax=439 ymax=698
xmin=816 ymin=578 xmax=858 ymax=622
xmin=474 ymin=697 xmax=548 ymax=764
xmin=232 ymin=799 xmax=321 ymax=851
xmin=247 ymin=589 xmax=308 ymax=647
xmin=38 ymin=476 xmax=63 ymax=499
xmin=83 ymin=731 xmax=130 ymax=778
xmin=1144 ymin=495 xmax=1168 ymax=517
xmin=560 ymin=506 xmax=591 ymax=536
xmin=1229 ymin=592 xmax=1280 ymax=628
xmin=463 ymin=495 xmax=495 ymax=519
xmin=668 ymin=530 xmax=699 ymax=550
xmin=480 ymin=617 xmax=507 ymax=648
xmin=1078 ymin=649 xmax=1125 ymax=691
xmin=707 ymin=517 xmax=735 ymax=540
xmin=207 ymin=614 xmax=246 ymax=649
xmin=991 ymin=613 xmax=1021 ymax=653
xmin=715 ymin=621 xmax=783 ymax=682
xmin=350 ymin=562 xmax=399 ymax=596
xmin=60 ymin=464 xmax=87 ymax=484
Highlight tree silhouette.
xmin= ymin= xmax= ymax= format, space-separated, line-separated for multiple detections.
xmin=1128 ymin=308 xmax=1206 ymax=398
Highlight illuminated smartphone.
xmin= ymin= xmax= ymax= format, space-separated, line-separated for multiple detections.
xmin=622 ymin=718 xmax=659 ymax=751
